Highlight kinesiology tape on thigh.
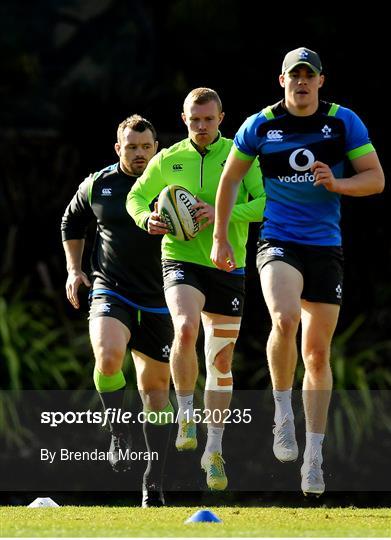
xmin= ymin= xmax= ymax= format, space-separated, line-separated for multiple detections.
xmin=204 ymin=323 xmax=240 ymax=392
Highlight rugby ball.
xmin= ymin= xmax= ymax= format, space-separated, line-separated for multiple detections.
xmin=157 ymin=185 xmax=199 ymax=241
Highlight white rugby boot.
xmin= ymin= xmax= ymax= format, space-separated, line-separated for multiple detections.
xmin=272 ymin=414 xmax=299 ymax=462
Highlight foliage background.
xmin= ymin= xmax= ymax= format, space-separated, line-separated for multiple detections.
xmin=0 ymin=1 xmax=390 ymax=490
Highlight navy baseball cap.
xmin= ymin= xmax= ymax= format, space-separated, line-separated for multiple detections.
xmin=282 ymin=47 xmax=322 ymax=74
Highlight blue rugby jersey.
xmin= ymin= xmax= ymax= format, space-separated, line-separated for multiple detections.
xmin=233 ymin=100 xmax=375 ymax=246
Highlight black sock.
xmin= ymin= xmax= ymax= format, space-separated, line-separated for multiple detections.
xmin=143 ymin=422 xmax=172 ymax=486
xmin=98 ymin=387 xmax=126 ymax=435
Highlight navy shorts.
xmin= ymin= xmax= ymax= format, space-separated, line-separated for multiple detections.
xmin=256 ymin=239 xmax=344 ymax=305
xmin=89 ymin=291 xmax=173 ymax=363
xmin=162 ymin=259 xmax=245 ymax=316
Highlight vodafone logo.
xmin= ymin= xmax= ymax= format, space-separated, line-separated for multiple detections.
xmin=278 ymin=148 xmax=316 ymax=183
xmin=288 ymin=148 xmax=315 ymax=172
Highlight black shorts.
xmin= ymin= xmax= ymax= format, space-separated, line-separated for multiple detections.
xmin=89 ymin=292 xmax=173 ymax=363
xmin=256 ymin=239 xmax=344 ymax=305
xmin=162 ymin=260 xmax=245 ymax=317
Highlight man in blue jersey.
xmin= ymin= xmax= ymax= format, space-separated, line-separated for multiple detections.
xmin=210 ymin=47 xmax=384 ymax=496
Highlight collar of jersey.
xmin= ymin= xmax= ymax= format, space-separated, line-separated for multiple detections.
xmin=116 ymin=161 xmax=141 ymax=180
xmin=188 ymin=131 xmax=222 ymax=155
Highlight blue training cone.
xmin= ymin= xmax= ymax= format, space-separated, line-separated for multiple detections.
xmin=185 ymin=509 xmax=222 ymax=523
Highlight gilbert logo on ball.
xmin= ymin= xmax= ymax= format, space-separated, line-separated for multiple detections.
xmin=157 ymin=185 xmax=199 ymax=241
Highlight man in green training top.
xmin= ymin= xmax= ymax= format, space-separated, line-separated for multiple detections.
xmin=127 ymin=88 xmax=265 ymax=491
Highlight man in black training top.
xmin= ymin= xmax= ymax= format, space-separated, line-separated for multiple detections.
xmin=61 ymin=115 xmax=173 ymax=507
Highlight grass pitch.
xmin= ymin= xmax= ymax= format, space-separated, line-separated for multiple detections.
xmin=1 ymin=506 xmax=390 ymax=537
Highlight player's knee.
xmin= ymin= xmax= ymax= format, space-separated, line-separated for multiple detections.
xmin=214 ymin=343 xmax=234 ymax=373
xmin=140 ymin=388 xmax=170 ymax=412
xmin=174 ymin=318 xmax=199 ymax=348
xmin=304 ymin=348 xmax=330 ymax=376
xmin=95 ymin=346 xmax=124 ymax=375
xmin=273 ymin=311 xmax=300 ymax=337
xmin=139 ymin=373 xmax=170 ymax=394
xmin=204 ymin=323 xmax=240 ymax=392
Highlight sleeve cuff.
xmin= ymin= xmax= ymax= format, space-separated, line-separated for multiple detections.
xmin=232 ymin=146 xmax=256 ymax=161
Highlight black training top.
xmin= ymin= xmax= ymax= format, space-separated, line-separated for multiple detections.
xmin=61 ymin=163 xmax=165 ymax=307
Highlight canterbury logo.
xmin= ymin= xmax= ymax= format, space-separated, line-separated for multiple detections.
xmin=101 ymin=188 xmax=112 ymax=196
xmin=266 ymin=247 xmax=284 ymax=257
xmin=172 ymin=164 xmax=183 ymax=171
xmin=167 ymin=270 xmax=184 ymax=281
xmin=97 ymin=303 xmax=111 ymax=313
xmin=266 ymin=130 xmax=283 ymax=140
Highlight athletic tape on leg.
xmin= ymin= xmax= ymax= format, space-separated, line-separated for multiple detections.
xmin=93 ymin=367 xmax=126 ymax=393
xmin=204 ymin=323 xmax=240 ymax=392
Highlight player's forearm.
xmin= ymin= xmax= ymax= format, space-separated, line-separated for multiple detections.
xmin=213 ymin=175 xmax=241 ymax=240
xmin=231 ymin=194 xmax=266 ymax=223
xmin=334 ymin=167 xmax=384 ymax=196
xmin=126 ymin=190 xmax=152 ymax=229
xmin=63 ymin=239 xmax=85 ymax=272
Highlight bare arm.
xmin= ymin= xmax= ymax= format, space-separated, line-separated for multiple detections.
xmin=211 ymin=150 xmax=254 ymax=271
xmin=63 ymin=239 xmax=91 ymax=309
xmin=312 ymin=152 xmax=384 ymax=196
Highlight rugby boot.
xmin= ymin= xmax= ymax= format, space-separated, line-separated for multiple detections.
xmin=301 ymin=450 xmax=325 ymax=497
xmin=142 ymin=473 xmax=165 ymax=507
xmin=273 ymin=415 xmax=299 ymax=462
xmin=175 ymin=419 xmax=197 ymax=451
xmin=108 ymin=431 xmax=132 ymax=472
xmin=201 ymin=451 xmax=228 ymax=491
